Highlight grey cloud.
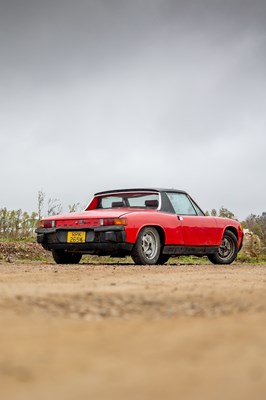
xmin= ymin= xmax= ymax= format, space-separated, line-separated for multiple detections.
xmin=0 ymin=0 xmax=265 ymax=219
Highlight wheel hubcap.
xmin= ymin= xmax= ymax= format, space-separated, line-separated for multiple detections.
xmin=141 ymin=230 xmax=158 ymax=260
xmin=218 ymin=236 xmax=234 ymax=260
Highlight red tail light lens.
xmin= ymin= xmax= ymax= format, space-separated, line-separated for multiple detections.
xmin=39 ymin=220 xmax=55 ymax=228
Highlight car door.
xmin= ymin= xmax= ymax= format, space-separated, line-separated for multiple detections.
xmin=180 ymin=215 xmax=219 ymax=246
xmin=165 ymin=192 xmax=219 ymax=246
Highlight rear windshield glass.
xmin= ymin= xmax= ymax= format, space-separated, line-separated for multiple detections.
xmin=98 ymin=193 xmax=159 ymax=209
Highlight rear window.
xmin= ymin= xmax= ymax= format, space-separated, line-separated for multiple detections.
xmin=98 ymin=193 xmax=159 ymax=209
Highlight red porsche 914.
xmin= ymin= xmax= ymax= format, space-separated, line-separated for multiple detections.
xmin=36 ymin=188 xmax=243 ymax=265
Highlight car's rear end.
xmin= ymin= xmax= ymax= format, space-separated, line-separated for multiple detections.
xmin=36 ymin=209 xmax=134 ymax=261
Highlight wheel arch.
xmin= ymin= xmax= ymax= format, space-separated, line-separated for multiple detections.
xmin=223 ymin=226 xmax=238 ymax=240
xmin=135 ymin=224 xmax=166 ymax=245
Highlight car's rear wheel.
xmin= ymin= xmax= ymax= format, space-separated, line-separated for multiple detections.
xmin=207 ymin=230 xmax=238 ymax=264
xmin=52 ymin=249 xmax=82 ymax=264
xmin=131 ymin=227 xmax=161 ymax=265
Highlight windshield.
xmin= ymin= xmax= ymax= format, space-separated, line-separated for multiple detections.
xmin=97 ymin=193 xmax=160 ymax=209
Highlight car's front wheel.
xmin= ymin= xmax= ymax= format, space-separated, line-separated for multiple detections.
xmin=207 ymin=230 xmax=238 ymax=265
xmin=52 ymin=249 xmax=82 ymax=264
xmin=131 ymin=227 xmax=161 ymax=265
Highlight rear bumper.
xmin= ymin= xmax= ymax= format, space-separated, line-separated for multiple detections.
xmin=35 ymin=226 xmax=133 ymax=255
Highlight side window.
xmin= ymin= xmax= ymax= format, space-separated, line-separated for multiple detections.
xmin=189 ymin=198 xmax=205 ymax=216
xmin=166 ymin=193 xmax=197 ymax=215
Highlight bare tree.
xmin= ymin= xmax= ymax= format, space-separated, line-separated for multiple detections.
xmin=47 ymin=198 xmax=62 ymax=216
xmin=38 ymin=190 xmax=45 ymax=220
xmin=68 ymin=202 xmax=82 ymax=213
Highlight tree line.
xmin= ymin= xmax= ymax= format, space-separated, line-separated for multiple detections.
xmin=0 ymin=208 xmax=38 ymax=240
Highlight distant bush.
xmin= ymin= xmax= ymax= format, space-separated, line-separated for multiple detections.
xmin=0 ymin=208 xmax=38 ymax=240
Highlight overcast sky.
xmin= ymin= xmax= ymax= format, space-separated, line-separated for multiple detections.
xmin=0 ymin=0 xmax=265 ymax=220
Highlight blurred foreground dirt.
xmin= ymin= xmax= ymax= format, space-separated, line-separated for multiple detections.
xmin=0 ymin=262 xmax=266 ymax=400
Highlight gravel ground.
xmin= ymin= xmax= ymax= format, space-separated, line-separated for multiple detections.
xmin=0 ymin=261 xmax=266 ymax=400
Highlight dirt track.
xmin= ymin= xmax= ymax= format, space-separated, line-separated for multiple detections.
xmin=0 ymin=261 xmax=266 ymax=400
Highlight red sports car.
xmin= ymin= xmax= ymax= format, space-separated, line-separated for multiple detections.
xmin=36 ymin=188 xmax=243 ymax=265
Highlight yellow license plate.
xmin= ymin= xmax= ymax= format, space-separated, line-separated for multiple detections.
xmin=67 ymin=231 xmax=86 ymax=243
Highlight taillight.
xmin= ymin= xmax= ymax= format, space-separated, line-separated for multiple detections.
xmin=100 ymin=218 xmax=127 ymax=226
xmin=39 ymin=220 xmax=55 ymax=228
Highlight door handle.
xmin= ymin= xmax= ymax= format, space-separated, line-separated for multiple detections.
xmin=177 ymin=216 xmax=183 ymax=221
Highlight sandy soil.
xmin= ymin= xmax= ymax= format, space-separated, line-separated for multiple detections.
xmin=0 ymin=261 xmax=266 ymax=400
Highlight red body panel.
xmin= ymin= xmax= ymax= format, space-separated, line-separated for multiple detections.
xmin=124 ymin=211 xmax=184 ymax=245
xmin=124 ymin=212 xmax=242 ymax=248
xmin=43 ymin=208 xmax=242 ymax=249
xmin=180 ymin=216 xmax=220 ymax=246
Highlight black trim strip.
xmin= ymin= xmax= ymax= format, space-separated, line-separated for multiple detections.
xmin=36 ymin=227 xmax=56 ymax=234
xmin=94 ymin=226 xmax=124 ymax=232
xmin=43 ymin=242 xmax=133 ymax=254
xmin=162 ymin=245 xmax=218 ymax=255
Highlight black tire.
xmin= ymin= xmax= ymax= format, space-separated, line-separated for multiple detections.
xmin=156 ymin=254 xmax=170 ymax=265
xmin=131 ymin=227 xmax=161 ymax=265
xmin=207 ymin=230 xmax=238 ymax=265
xmin=52 ymin=249 xmax=82 ymax=264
